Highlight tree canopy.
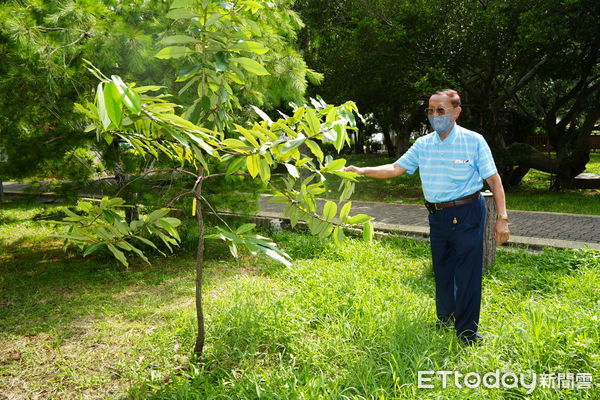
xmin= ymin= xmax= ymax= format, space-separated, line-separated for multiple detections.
xmin=296 ymin=0 xmax=600 ymax=188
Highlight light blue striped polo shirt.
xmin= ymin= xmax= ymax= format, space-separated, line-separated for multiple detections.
xmin=395 ymin=124 xmax=497 ymax=203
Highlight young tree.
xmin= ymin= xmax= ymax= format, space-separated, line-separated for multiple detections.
xmin=59 ymin=0 xmax=371 ymax=357
xmin=62 ymin=66 xmax=370 ymax=357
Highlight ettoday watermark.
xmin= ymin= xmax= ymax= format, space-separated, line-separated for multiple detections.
xmin=418 ymin=370 xmax=593 ymax=393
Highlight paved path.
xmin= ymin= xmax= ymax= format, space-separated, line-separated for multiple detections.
xmin=3 ymin=182 xmax=599 ymax=250
xmin=258 ymin=195 xmax=600 ymax=250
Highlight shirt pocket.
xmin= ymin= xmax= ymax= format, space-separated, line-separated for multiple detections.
xmin=449 ymin=159 xmax=474 ymax=182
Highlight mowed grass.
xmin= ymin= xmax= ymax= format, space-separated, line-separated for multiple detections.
xmin=0 ymin=200 xmax=598 ymax=399
xmin=325 ymin=153 xmax=600 ymax=215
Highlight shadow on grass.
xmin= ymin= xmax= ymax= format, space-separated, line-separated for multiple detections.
xmin=0 ymin=232 xmax=275 ymax=339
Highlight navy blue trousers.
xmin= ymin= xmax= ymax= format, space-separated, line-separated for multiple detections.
xmin=428 ymin=195 xmax=486 ymax=338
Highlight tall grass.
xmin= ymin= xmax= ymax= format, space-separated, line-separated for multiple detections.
xmin=0 ymin=201 xmax=598 ymax=399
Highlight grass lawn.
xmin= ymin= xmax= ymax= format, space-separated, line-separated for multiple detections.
xmin=0 ymin=200 xmax=598 ymax=399
xmin=321 ymin=152 xmax=600 ymax=215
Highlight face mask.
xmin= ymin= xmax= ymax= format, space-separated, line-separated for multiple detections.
xmin=428 ymin=114 xmax=454 ymax=135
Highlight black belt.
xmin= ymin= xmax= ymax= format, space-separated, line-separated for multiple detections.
xmin=425 ymin=192 xmax=480 ymax=214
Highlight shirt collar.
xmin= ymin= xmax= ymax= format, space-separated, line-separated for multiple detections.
xmin=434 ymin=124 xmax=460 ymax=145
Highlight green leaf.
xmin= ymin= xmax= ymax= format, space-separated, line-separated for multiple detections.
xmin=111 ymin=75 xmax=141 ymax=115
xmin=159 ymin=219 xmax=181 ymax=242
xmin=346 ymin=214 xmax=372 ymax=225
xmin=228 ymin=242 xmax=239 ymax=258
xmin=231 ymin=57 xmax=270 ymax=76
xmin=223 ymin=138 xmax=251 ymax=150
xmin=166 ymin=8 xmax=199 ymax=19
xmin=83 ymin=242 xmax=105 ymax=257
xmin=339 ymin=181 xmax=355 ymax=202
xmin=318 ymin=223 xmax=334 ymax=239
xmin=230 ymin=41 xmax=269 ymax=55
xmin=259 ymin=157 xmax=271 ymax=183
xmin=281 ymin=137 xmax=305 ymax=154
xmin=331 ymin=170 xmax=359 ymax=181
xmin=363 ymin=221 xmax=374 ymax=242
xmin=262 ymin=248 xmax=291 ymax=267
xmin=268 ymin=194 xmax=289 ymax=204
xmin=323 ymin=201 xmax=337 ymax=220
xmin=305 ymin=109 xmax=321 ymax=136
xmin=334 ymin=124 xmax=346 ymax=152
xmin=284 ymin=163 xmax=299 ymax=178
xmin=246 ymin=154 xmax=260 ymax=178
xmin=322 ymin=158 xmax=346 ymax=172
xmin=148 ymin=208 xmax=170 ymax=221
xmin=103 ymin=81 xmax=122 ymax=127
xmin=234 ymin=124 xmax=259 ymax=148
xmin=96 ymin=82 xmax=111 ymax=130
xmin=305 ymin=139 xmax=323 ymax=162
xmin=226 ymin=156 xmax=247 ymax=175
xmin=171 ymin=0 xmax=194 ymax=7
xmin=251 ymin=105 xmax=273 ymax=124
xmin=333 ymin=226 xmax=345 ymax=246
xmin=177 ymin=64 xmax=202 ymax=82
xmin=159 ymin=35 xmax=199 ymax=45
xmin=218 ymin=0 xmax=233 ymax=9
xmin=339 ymin=201 xmax=352 ymax=222
xmin=162 ymin=217 xmax=181 ymax=227
xmin=214 ymin=52 xmax=229 ymax=71
xmin=236 ymin=223 xmax=256 ymax=235
xmin=155 ymin=46 xmax=192 ymax=59
xmin=107 ymin=243 xmax=129 ymax=267
xmin=289 ymin=206 xmax=299 ymax=227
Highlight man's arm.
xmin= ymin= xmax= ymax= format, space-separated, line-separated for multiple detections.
xmin=485 ymin=173 xmax=510 ymax=246
xmin=343 ymin=163 xmax=406 ymax=178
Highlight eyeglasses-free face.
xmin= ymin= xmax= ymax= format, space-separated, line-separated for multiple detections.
xmin=425 ymin=107 xmax=456 ymax=116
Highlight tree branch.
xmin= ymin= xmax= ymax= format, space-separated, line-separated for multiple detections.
xmin=114 ymin=168 xmax=197 ymax=197
xmin=493 ymin=54 xmax=548 ymax=108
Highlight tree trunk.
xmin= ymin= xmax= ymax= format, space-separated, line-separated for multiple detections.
xmin=381 ymin=125 xmax=396 ymax=158
xmin=193 ymin=168 xmax=206 ymax=357
xmin=0 ymin=176 xmax=3 ymax=202
xmin=354 ymin=118 xmax=365 ymax=154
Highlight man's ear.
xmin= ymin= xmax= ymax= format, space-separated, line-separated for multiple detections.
xmin=452 ymin=106 xmax=462 ymax=122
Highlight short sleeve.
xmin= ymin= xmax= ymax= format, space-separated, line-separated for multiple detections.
xmin=476 ymin=137 xmax=497 ymax=179
xmin=395 ymin=140 xmax=420 ymax=175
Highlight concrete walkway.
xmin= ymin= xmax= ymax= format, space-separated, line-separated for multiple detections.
xmin=258 ymin=195 xmax=600 ymax=251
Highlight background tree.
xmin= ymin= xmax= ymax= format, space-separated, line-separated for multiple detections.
xmin=296 ymin=0 xmax=600 ymax=188
xmin=0 ymin=0 xmax=173 ymax=183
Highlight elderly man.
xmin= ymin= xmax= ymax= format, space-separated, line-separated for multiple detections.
xmin=344 ymin=89 xmax=509 ymax=345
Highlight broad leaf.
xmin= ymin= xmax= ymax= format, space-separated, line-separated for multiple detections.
xmin=339 ymin=201 xmax=352 ymax=222
xmin=346 ymin=214 xmax=372 ymax=225
xmin=230 ymin=41 xmax=269 ymax=55
xmin=159 ymin=35 xmax=199 ymax=45
xmin=155 ymin=46 xmax=193 ymax=59
xmin=166 ymin=8 xmax=199 ymax=19
xmin=231 ymin=57 xmax=270 ymax=76
xmin=103 ymin=81 xmax=122 ymax=127
xmin=323 ymin=201 xmax=337 ymax=220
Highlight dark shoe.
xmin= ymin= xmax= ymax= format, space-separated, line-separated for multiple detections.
xmin=458 ymin=331 xmax=484 ymax=345
xmin=436 ymin=315 xmax=455 ymax=330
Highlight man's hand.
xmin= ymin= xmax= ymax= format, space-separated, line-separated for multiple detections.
xmin=343 ymin=165 xmax=365 ymax=175
xmin=494 ymin=218 xmax=509 ymax=246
